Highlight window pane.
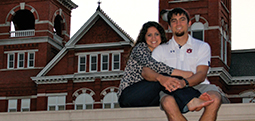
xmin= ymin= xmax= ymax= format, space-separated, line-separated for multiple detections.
xmin=9 ymin=109 xmax=17 ymax=112
xmin=114 ymin=63 xmax=119 ymax=69
xmin=91 ymin=56 xmax=96 ymax=63
xmin=58 ymin=105 xmax=65 ymax=110
xmin=104 ymin=103 xmax=111 ymax=109
xmin=114 ymin=55 xmax=119 ymax=61
xmin=22 ymin=108 xmax=29 ymax=112
xmin=90 ymin=56 xmax=97 ymax=71
xmin=113 ymin=54 xmax=120 ymax=70
xmin=28 ymin=53 xmax=34 ymax=67
xmin=79 ymin=56 xmax=86 ymax=72
xmin=8 ymin=54 xmax=14 ymax=68
xmin=102 ymin=64 xmax=108 ymax=70
xmin=86 ymin=104 xmax=93 ymax=109
xmin=18 ymin=53 xmax=24 ymax=67
xmin=49 ymin=106 xmax=55 ymax=111
xmin=192 ymin=31 xmax=203 ymax=41
xmin=102 ymin=55 xmax=108 ymax=62
xmin=91 ymin=64 xmax=96 ymax=70
xmin=76 ymin=105 xmax=83 ymax=110
xmin=80 ymin=65 xmax=85 ymax=71
xmin=114 ymin=103 xmax=120 ymax=108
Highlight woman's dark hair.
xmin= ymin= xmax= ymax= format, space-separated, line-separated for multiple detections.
xmin=126 ymin=21 xmax=168 ymax=60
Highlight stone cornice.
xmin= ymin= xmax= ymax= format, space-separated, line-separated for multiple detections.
xmin=31 ymin=71 xmax=124 ymax=84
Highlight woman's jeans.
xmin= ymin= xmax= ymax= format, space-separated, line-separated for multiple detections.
xmin=118 ymin=78 xmax=201 ymax=113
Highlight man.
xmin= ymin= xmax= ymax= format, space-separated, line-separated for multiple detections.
xmin=142 ymin=7 xmax=229 ymax=121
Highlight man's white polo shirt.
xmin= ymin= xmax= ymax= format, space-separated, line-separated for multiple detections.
xmin=152 ymin=35 xmax=211 ymax=84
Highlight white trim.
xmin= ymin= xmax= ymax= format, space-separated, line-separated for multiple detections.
xmin=112 ymin=53 xmax=120 ymax=71
xmin=4 ymin=49 xmax=38 ymax=54
xmin=75 ymin=50 xmax=124 ymax=56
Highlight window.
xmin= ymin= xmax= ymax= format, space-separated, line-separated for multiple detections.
xmin=224 ymin=37 xmax=227 ymax=64
xmin=18 ymin=53 xmax=25 ymax=68
xmin=191 ymin=22 xmax=204 ymax=41
xmin=112 ymin=53 xmax=120 ymax=70
xmin=27 ymin=52 xmax=35 ymax=68
xmin=192 ymin=30 xmax=203 ymax=41
xmin=103 ymin=92 xmax=119 ymax=109
xmin=21 ymin=99 xmax=30 ymax=112
xmin=90 ymin=55 xmax=97 ymax=72
xmin=101 ymin=54 xmax=109 ymax=71
xmin=48 ymin=96 xmax=66 ymax=111
xmin=8 ymin=99 xmax=17 ymax=112
xmin=75 ymin=93 xmax=94 ymax=110
xmin=79 ymin=55 xmax=86 ymax=72
xmin=8 ymin=53 xmax=15 ymax=69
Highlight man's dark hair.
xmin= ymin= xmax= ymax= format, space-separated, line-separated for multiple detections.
xmin=167 ymin=7 xmax=190 ymax=25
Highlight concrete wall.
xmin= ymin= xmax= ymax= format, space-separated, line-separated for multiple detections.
xmin=0 ymin=103 xmax=255 ymax=121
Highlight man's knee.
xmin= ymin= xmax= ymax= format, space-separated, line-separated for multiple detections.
xmin=161 ymin=95 xmax=176 ymax=108
xmin=207 ymin=91 xmax=222 ymax=106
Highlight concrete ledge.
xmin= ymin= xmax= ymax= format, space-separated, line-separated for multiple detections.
xmin=0 ymin=103 xmax=255 ymax=121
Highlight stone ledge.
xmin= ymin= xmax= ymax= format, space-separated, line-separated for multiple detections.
xmin=0 ymin=103 xmax=255 ymax=121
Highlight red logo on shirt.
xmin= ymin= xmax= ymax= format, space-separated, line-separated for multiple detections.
xmin=187 ymin=48 xmax=192 ymax=53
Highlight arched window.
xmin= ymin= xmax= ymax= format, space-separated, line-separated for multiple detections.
xmin=75 ymin=93 xmax=94 ymax=110
xmin=54 ymin=15 xmax=63 ymax=36
xmin=191 ymin=22 xmax=204 ymax=41
xmin=102 ymin=92 xmax=119 ymax=109
xmin=12 ymin=9 xmax=35 ymax=31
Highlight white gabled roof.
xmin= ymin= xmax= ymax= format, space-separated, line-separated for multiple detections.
xmin=33 ymin=6 xmax=133 ymax=78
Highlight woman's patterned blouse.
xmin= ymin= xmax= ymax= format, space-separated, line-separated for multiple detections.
xmin=117 ymin=42 xmax=174 ymax=97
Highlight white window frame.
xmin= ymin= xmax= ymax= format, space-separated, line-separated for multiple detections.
xmin=112 ymin=53 xmax=120 ymax=71
xmin=90 ymin=55 xmax=97 ymax=72
xmin=27 ymin=52 xmax=35 ymax=68
xmin=102 ymin=92 xmax=119 ymax=109
xmin=78 ymin=55 xmax=86 ymax=73
xmin=47 ymin=96 xmax=66 ymax=111
xmin=8 ymin=53 xmax=15 ymax=69
xmin=75 ymin=93 xmax=94 ymax=110
xmin=191 ymin=22 xmax=204 ymax=41
xmin=8 ymin=99 xmax=17 ymax=112
xmin=21 ymin=99 xmax=30 ymax=112
xmin=101 ymin=54 xmax=109 ymax=71
xmin=17 ymin=53 xmax=25 ymax=68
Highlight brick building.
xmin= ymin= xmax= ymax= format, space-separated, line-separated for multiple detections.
xmin=160 ymin=0 xmax=255 ymax=103
xmin=0 ymin=0 xmax=254 ymax=113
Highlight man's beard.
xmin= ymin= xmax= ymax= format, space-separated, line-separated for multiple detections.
xmin=175 ymin=31 xmax=184 ymax=37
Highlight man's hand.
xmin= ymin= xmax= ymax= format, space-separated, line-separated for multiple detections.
xmin=156 ymin=74 xmax=182 ymax=92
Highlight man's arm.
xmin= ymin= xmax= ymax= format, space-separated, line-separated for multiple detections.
xmin=185 ymin=65 xmax=209 ymax=86
xmin=142 ymin=67 xmax=185 ymax=92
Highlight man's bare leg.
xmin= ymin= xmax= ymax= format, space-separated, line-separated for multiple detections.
xmin=187 ymin=92 xmax=214 ymax=111
xmin=199 ymin=91 xmax=222 ymax=121
xmin=161 ymin=95 xmax=187 ymax=121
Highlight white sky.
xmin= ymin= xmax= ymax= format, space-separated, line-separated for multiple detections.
xmin=70 ymin=0 xmax=255 ymax=50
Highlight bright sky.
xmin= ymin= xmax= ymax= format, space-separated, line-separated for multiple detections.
xmin=70 ymin=0 xmax=255 ymax=50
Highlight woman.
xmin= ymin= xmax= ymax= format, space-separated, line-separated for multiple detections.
xmin=117 ymin=21 xmax=213 ymax=113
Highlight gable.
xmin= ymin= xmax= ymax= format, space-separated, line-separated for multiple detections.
xmin=77 ymin=18 xmax=124 ymax=44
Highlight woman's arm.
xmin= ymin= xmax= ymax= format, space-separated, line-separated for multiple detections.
xmin=142 ymin=67 xmax=185 ymax=92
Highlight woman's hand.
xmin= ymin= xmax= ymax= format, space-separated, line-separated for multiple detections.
xmin=156 ymin=74 xmax=182 ymax=92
